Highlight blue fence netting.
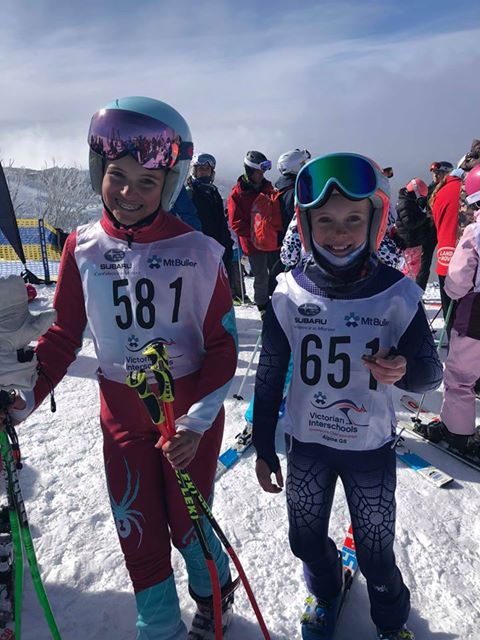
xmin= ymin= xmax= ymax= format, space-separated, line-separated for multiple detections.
xmin=0 ymin=218 xmax=62 ymax=280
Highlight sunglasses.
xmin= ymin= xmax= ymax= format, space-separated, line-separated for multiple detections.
xmin=88 ymin=108 xmax=193 ymax=170
xmin=295 ymin=153 xmax=381 ymax=209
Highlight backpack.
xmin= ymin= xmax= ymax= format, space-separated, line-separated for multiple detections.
xmin=250 ymin=190 xmax=283 ymax=251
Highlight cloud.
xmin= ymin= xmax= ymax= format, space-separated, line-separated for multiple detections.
xmin=0 ymin=1 xmax=478 ymax=194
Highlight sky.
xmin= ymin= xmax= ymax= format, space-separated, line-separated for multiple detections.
xmin=0 ymin=0 xmax=479 ymax=192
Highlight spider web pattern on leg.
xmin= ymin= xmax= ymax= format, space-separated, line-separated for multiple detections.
xmin=286 ymin=452 xmax=338 ymax=542
xmin=342 ymin=462 xmax=396 ymax=562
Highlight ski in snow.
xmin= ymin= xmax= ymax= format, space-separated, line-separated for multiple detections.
xmin=216 ymin=422 xmax=253 ymax=480
xmin=217 ymin=370 xmax=290 ymax=480
xmin=399 ymin=395 xmax=480 ymax=473
xmin=301 ymin=524 xmax=358 ymax=639
xmin=395 ymin=441 xmax=454 ymax=487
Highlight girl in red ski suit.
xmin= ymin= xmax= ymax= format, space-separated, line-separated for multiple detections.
xmin=9 ymin=96 xmax=238 ymax=640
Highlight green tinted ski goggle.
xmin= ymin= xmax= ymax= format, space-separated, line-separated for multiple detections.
xmin=295 ymin=153 xmax=382 ymax=210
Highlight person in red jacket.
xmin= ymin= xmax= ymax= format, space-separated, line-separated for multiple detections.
xmin=2 ymin=97 xmax=238 ymax=640
xmin=227 ymin=151 xmax=277 ymax=318
xmin=431 ymin=141 xmax=480 ymax=328
xmin=430 ymin=173 xmax=462 ymax=324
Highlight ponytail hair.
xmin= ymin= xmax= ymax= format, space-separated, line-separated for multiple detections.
xmin=429 ymin=175 xmax=449 ymax=209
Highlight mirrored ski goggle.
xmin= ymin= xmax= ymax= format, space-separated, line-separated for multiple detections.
xmin=193 ymin=153 xmax=216 ymax=168
xmin=88 ymin=108 xmax=193 ymax=169
xmin=295 ymin=153 xmax=379 ymax=209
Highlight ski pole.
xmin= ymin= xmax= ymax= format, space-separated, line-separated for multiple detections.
xmin=145 ymin=342 xmax=271 ymax=639
xmin=233 ymin=332 xmax=262 ymax=400
xmin=237 ymin=251 xmax=245 ymax=305
xmin=126 ymin=369 xmax=224 ymax=640
xmin=0 ymin=447 xmax=23 ymax=638
xmin=0 ymin=392 xmax=62 ymax=639
xmin=427 ymin=304 xmax=443 ymax=331
xmin=135 ymin=341 xmax=271 ymax=640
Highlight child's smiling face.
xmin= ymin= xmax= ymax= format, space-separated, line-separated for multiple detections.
xmin=102 ymin=154 xmax=166 ymax=225
xmin=309 ymin=192 xmax=371 ymax=257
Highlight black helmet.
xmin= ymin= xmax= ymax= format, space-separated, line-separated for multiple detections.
xmin=244 ymin=150 xmax=271 ymax=172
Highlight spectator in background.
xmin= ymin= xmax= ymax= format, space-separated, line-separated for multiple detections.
xmin=408 ymin=161 xmax=454 ymax=291
xmin=227 ymin=151 xmax=276 ymax=318
xmin=375 ymin=167 xmax=403 ymax=269
xmin=186 ymin=153 xmax=233 ymax=276
xmin=430 ymin=143 xmax=480 ymax=329
xmin=382 ymin=166 xmax=394 ymax=179
xmin=171 ymin=184 xmax=202 ymax=230
xmin=271 ymin=148 xmax=311 ymax=283
xmin=427 ymin=165 xmax=480 ymax=453
xmin=275 ymin=149 xmax=311 ymax=235
xmin=227 ymin=222 xmax=251 ymax=304
xmin=394 ymin=178 xmax=433 ymax=288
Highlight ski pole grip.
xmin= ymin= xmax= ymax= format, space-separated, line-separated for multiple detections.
xmin=126 ymin=370 xmax=172 ymax=441
xmin=161 ymin=399 xmax=176 ymax=440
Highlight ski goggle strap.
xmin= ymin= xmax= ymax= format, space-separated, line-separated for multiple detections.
xmin=244 ymin=157 xmax=272 ymax=172
xmin=88 ymin=108 xmax=193 ymax=170
xmin=295 ymin=153 xmax=381 ymax=210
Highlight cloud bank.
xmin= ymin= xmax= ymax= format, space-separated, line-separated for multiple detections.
xmin=1 ymin=0 xmax=478 ymax=192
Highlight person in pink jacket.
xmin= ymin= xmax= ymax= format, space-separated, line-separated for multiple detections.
xmin=429 ymin=165 xmax=480 ymax=454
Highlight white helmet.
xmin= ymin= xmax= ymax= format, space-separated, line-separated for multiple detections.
xmin=277 ymin=149 xmax=311 ymax=176
xmin=190 ymin=152 xmax=216 ymax=182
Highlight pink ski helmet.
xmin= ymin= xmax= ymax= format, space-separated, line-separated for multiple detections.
xmin=465 ymin=165 xmax=480 ymax=207
xmin=406 ymin=178 xmax=428 ymax=199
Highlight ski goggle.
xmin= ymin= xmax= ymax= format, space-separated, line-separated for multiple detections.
xmin=244 ymin=158 xmax=272 ymax=172
xmin=430 ymin=162 xmax=452 ymax=173
xmin=467 ymin=192 xmax=480 ymax=210
xmin=88 ymin=108 xmax=193 ymax=170
xmin=193 ymin=153 xmax=216 ymax=169
xmin=295 ymin=153 xmax=382 ymax=210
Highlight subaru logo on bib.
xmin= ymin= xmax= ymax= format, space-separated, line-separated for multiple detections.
xmin=298 ymin=303 xmax=321 ymax=317
xmin=104 ymin=249 xmax=126 ymax=262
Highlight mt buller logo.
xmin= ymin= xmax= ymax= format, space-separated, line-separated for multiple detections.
xmin=298 ymin=303 xmax=321 ymax=317
xmin=104 ymin=249 xmax=126 ymax=262
xmin=345 ymin=312 xmax=360 ymax=328
xmin=148 ymin=255 xmax=162 ymax=269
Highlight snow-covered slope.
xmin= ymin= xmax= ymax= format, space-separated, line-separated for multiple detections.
xmin=2 ymin=281 xmax=479 ymax=639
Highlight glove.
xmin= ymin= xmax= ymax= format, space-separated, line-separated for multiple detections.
xmin=0 ymin=275 xmax=56 ymax=390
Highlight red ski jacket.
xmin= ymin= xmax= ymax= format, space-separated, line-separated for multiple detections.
xmin=431 ymin=175 xmax=462 ymax=276
xmin=227 ymin=176 xmax=274 ymax=256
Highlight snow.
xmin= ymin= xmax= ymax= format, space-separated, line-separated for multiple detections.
xmin=2 ymin=279 xmax=480 ymax=639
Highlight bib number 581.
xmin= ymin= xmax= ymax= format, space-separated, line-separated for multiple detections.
xmin=112 ymin=277 xmax=183 ymax=330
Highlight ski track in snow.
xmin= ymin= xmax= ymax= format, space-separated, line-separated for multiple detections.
xmin=2 ymin=280 xmax=479 ymax=639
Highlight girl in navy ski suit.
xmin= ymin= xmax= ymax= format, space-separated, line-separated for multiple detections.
xmin=252 ymin=153 xmax=442 ymax=640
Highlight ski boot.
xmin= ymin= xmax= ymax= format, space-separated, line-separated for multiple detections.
xmin=426 ymin=420 xmax=480 ymax=455
xmin=377 ymin=625 xmax=415 ymax=639
xmin=187 ymin=577 xmax=239 ymax=639
xmin=300 ymin=591 xmax=343 ymax=639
